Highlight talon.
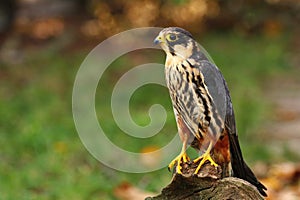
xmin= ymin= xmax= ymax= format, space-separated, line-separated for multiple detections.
xmin=168 ymin=152 xmax=189 ymax=174
xmin=176 ymin=164 xmax=183 ymax=174
xmin=193 ymin=142 xmax=218 ymax=174
xmin=194 ymin=153 xmax=218 ymax=174
xmin=182 ymin=153 xmax=190 ymax=163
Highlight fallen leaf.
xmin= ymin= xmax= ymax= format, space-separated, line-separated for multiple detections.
xmin=114 ymin=182 xmax=156 ymax=200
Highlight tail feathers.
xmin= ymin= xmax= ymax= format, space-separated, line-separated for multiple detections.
xmin=228 ymin=133 xmax=267 ymax=197
xmin=243 ymin=161 xmax=267 ymax=197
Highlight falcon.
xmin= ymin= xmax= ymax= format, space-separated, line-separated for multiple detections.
xmin=154 ymin=27 xmax=267 ymax=197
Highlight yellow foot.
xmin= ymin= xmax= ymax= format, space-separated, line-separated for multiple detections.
xmin=193 ymin=151 xmax=218 ymax=174
xmin=168 ymin=153 xmax=190 ymax=174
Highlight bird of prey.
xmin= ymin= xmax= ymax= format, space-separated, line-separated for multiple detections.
xmin=154 ymin=27 xmax=267 ymax=197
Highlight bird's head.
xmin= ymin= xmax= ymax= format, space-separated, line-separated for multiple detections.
xmin=154 ymin=27 xmax=197 ymax=60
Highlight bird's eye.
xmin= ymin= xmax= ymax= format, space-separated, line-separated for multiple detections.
xmin=166 ymin=34 xmax=177 ymax=42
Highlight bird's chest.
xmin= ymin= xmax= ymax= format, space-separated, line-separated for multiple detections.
xmin=165 ymin=65 xmax=182 ymax=91
xmin=164 ymin=63 xmax=193 ymax=107
xmin=164 ymin=54 xmax=186 ymax=91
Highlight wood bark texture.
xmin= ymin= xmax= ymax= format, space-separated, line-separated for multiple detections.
xmin=146 ymin=162 xmax=264 ymax=200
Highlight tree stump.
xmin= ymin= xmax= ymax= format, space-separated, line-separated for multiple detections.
xmin=146 ymin=161 xmax=264 ymax=200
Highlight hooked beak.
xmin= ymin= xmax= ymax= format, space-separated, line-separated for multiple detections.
xmin=154 ymin=35 xmax=164 ymax=45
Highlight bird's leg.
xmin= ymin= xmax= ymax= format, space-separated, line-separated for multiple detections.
xmin=168 ymin=140 xmax=189 ymax=174
xmin=193 ymin=142 xmax=218 ymax=174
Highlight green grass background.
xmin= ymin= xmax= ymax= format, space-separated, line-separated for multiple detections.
xmin=0 ymin=31 xmax=294 ymax=199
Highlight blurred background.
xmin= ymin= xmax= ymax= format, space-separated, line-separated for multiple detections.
xmin=0 ymin=0 xmax=299 ymax=199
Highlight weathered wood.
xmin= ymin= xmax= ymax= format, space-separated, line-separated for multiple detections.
xmin=146 ymin=162 xmax=264 ymax=200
